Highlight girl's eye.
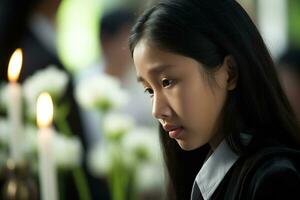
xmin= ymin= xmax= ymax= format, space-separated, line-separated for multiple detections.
xmin=144 ymin=88 xmax=154 ymax=97
xmin=162 ymin=78 xmax=173 ymax=87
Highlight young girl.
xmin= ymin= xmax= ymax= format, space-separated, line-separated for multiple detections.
xmin=129 ymin=0 xmax=300 ymax=199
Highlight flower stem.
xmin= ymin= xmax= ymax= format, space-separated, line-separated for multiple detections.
xmin=54 ymin=105 xmax=72 ymax=136
xmin=58 ymin=170 xmax=66 ymax=200
xmin=73 ymin=167 xmax=92 ymax=200
xmin=54 ymin=105 xmax=92 ymax=200
xmin=127 ymin=167 xmax=137 ymax=200
xmin=109 ymin=146 xmax=132 ymax=200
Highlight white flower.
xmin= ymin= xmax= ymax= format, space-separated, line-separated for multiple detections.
xmin=136 ymin=162 xmax=165 ymax=194
xmin=124 ymin=128 xmax=165 ymax=194
xmin=103 ymin=113 xmax=134 ymax=141
xmin=22 ymin=125 xmax=38 ymax=155
xmin=75 ymin=74 xmax=128 ymax=112
xmin=23 ymin=65 xmax=69 ymax=117
xmin=52 ymin=134 xmax=83 ymax=169
xmin=0 ymin=118 xmax=36 ymax=149
xmin=0 ymin=121 xmax=38 ymax=166
xmin=122 ymin=127 xmax=162 ymax=165
xmin=88 ymin=142 xmax=113 ymax=176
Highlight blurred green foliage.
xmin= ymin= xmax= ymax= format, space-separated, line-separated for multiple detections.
xmin=288 ymin=0 xmax=300 ymax=47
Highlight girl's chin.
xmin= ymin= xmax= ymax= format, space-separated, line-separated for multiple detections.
xmin=176 ymin=140 xmax=199 ymax=151
xmin=176 ymin=139 xmax=206 ymax=151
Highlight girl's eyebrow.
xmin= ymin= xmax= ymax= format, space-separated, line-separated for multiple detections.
xmin=137 ymin=64 xmax=173 ymax=83
xmin=137 ymin=76 xmax=145 ymax=83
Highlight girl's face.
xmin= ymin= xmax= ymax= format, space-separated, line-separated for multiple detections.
xmin=133 ymin=40 xmax=235 ymax=150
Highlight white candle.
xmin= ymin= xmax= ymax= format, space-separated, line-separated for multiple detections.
xmin=7 ymin=48 xmax=23 ymax=163
xmin=37 ymin=93 xmax=58 ymax=200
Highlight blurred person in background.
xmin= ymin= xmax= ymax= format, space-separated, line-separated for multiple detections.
xmin=278 ymin=48 xmax=300 ymax=123
xmin=1 ymin=0 xmax=111 ymax=199
xmin=5 ymin=0 xmax=90 ymax=151
xmin=19 ymin=0 xmax=90 ymax=157
xmin=19 ymin=0 xmax=61 ymax=80
xmin=78 ymin=7 xmax=154 ymax=147
xmin=21 ymin=0 xmax=114 ymax=199
xmin=100 ymin=7 xmax=153 ymax=126
xmin=77 ymin=7 xmax=159 ymax=199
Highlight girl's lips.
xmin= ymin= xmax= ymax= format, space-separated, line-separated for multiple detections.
xmin=168 ymin=127 xmax=184 ymax=139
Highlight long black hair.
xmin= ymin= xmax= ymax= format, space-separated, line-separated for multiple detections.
xmin=129 ymin=0 xmax=300 ymax=199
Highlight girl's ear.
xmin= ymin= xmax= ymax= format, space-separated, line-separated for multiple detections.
xmin=223 ymin=55 xmax=238 ymax=90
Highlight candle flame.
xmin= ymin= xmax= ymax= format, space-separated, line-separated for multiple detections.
xmin=37 ymin=93 xmax=54 ymax=128
xmin=7 ymin=48 xmax=23 ymax=82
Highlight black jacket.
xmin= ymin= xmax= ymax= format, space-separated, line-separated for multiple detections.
xmin=211 ymin=146 xmax=300 ymax=200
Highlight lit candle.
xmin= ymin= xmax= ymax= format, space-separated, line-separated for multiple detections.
xmin=36 ymin=93 xmax=58 ymax=200
xmin=7 ymin=48 xmax=23 ymax=163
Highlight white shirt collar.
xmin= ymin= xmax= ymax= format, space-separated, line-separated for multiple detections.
xmin=194 ymin=140 xmax=239 ymax=200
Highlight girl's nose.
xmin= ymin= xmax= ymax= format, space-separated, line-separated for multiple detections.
xmin=152 ymin=92 xmax=172 ymax=121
